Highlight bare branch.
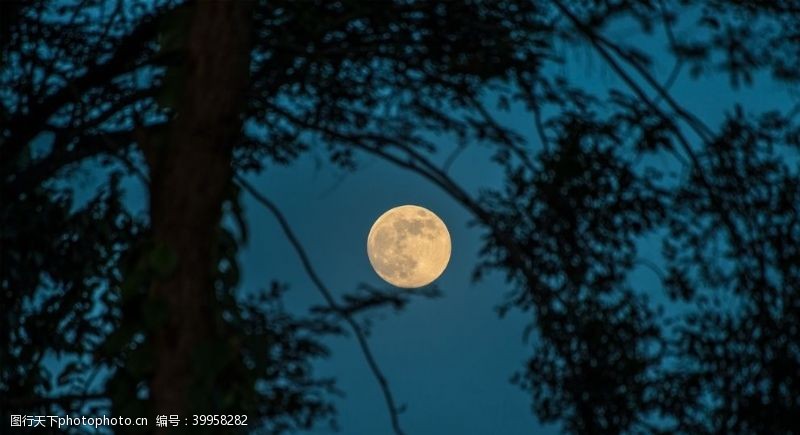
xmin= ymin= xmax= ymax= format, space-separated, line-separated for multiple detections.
xmin=235 ymin=175 xmax=408 ymax=435
xmin=442 ymin=143 xmax=467 ymax=173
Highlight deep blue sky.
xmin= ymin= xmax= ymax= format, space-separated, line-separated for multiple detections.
xmin=232 ymin=22 xmax=795 ymax=435
xmin=59 ymin=11 xmax=796 ymax=435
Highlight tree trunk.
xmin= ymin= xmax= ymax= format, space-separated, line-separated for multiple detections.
xmin=146 ymin=1 xmax=252 ymax=415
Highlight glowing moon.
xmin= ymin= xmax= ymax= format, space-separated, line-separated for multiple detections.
xmin=367 ymin=205 xmax=451 ymax=288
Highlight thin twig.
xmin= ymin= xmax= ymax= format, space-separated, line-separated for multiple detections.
xmin=467 ymin=96 xmax=537 ymax=173
xmin=514 ymin=73 xmax=551 ymax=153
xmin=235 ymin=175 xmax=407 ymax=435
xmin=633 ymin=258 xmax=667 ymax=284
xmin=532 ymin=99 xmax=550 ymax=153
xmin=442 ymin=143 xmax=467 ymax=173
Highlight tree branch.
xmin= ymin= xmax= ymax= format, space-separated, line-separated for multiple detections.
xmin=1 ymin=11 xmax=161 ymax=169
xmin=551 ymin=0 xmax=755 ymax=273
xmin=235 ymin=175 xmax=407 ymax=435
xmin=266 ymin=101 xmax=560 ymax=308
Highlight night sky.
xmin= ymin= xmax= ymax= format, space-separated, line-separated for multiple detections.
xmin=5 ymin=1 xmax=798 ymax=433
xmin=228 ymin=24 xmax=795 ymax=435
xmin=64 ymin=14 xmax=796 ymax=435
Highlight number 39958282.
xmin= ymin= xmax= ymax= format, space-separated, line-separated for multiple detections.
xmin=191 ymin=415 xmax=247 ymax=426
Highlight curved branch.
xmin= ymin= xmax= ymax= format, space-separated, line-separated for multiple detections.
xmin=442 ymin=143 xmax=467 ymax=173
xmin=235 ymin=175 xmax=407 ymax=435
xmin=551 ymin=0 xmax=754 ymax=269
xmin=552 ymin=0 xmax=714 ymax=141
xmin=266 ymin=101 xmax=559 ymax=308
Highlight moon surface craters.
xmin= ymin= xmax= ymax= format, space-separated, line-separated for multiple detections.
xmin=367 ymin=205 xmax=451 ymax=288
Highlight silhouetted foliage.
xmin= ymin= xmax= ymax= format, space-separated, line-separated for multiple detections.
xmin=2 ymin=0 xmax=798 ymax=434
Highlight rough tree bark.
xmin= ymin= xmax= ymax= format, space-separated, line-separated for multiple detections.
xmin=145 ymin=1 xmax=252 ymax=415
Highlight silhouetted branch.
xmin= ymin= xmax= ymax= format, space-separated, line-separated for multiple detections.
xmin=1 ymin=13 xmax=161 ymax=167
xmin=235 ymin=175 xmax=407 ymax=435
xmin=316 ymin=284 xmax=441 ymax=319
xmin=532 ymin=97 xmax=550 ymax=153
xmin=552 ymin=0 xmax=752 ymax=260
xmin=513 ymin=72 xmax=550 ymax=153
xmin=552 ymin=0 xmax=714 ymax=141
xmin=266 ymin=101 xmax=563 ymax=308
xmin=655 ymin=59 xmax=683 ymax=106
xmin=442 ymin=143 xmax=467 ymax=173
xmin=653 ymin=0 xmax=683 ymax=106
xmin=633 ymin=258 xmax=667 ymax=285
xmin=467 ymin=95 xmax=537 ymax=173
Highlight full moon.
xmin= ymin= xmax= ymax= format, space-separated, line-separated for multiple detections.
xmin=367 ymin=205 xmax=451 ymax=288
